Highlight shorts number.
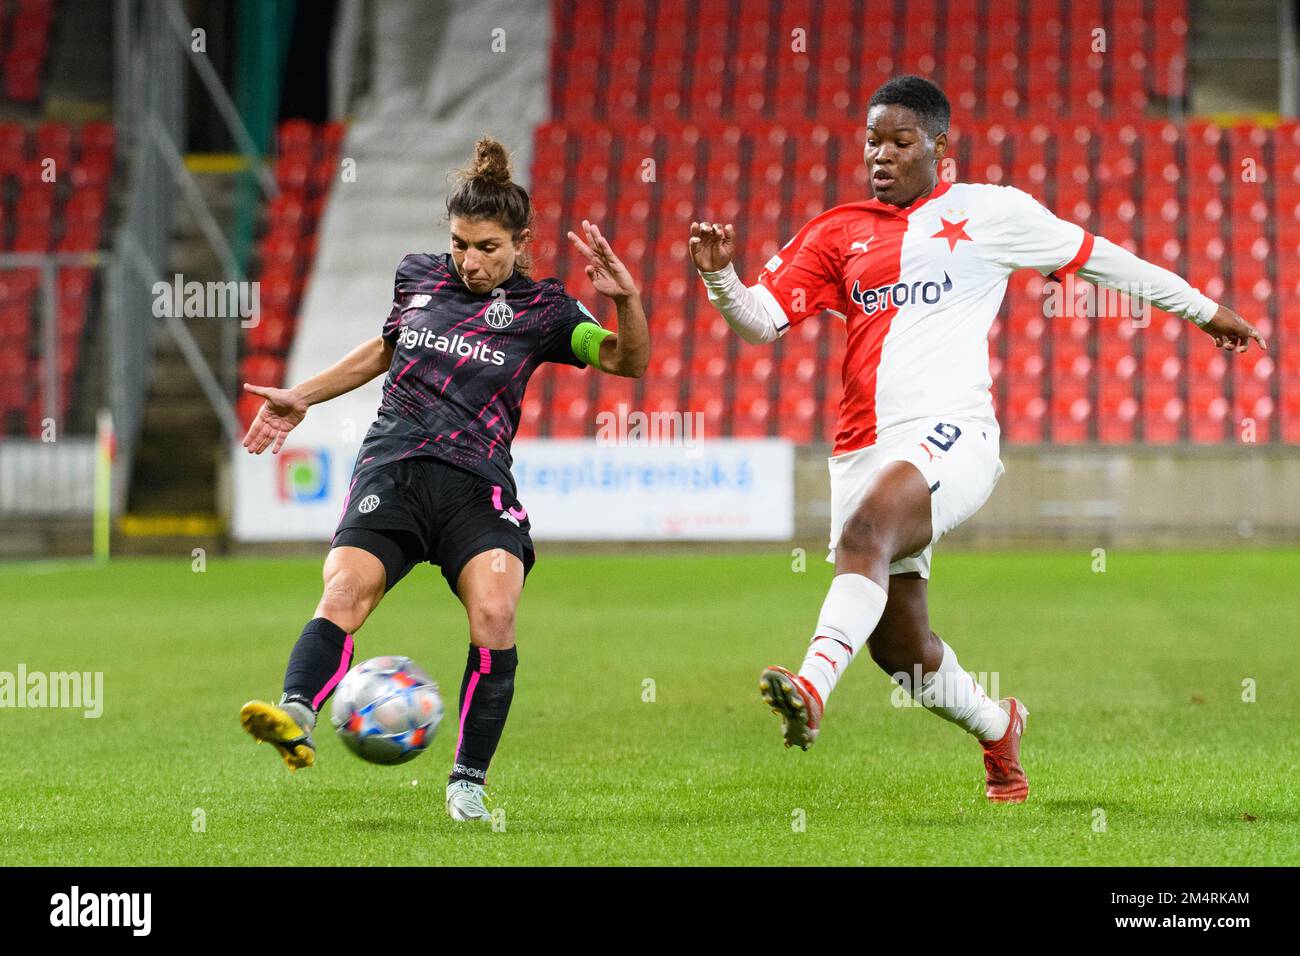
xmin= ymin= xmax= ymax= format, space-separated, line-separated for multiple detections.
xmin=925 ymin=422 xmax=962 ymax=452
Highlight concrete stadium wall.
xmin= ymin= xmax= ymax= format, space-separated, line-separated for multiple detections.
xmin=794 ymin=444 xmax=1300 ymax=551
xmin=6 ymin=446 xmax=1296 ymax=559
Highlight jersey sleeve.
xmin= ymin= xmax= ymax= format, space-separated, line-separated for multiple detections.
xmin=380 ymin=255 xmax=414 ymax=346
xmin=539 ymin=292 xmax=601 ymax=369
xmin=992 ymin=186 xmax=1095 ymax=280
xmin=755 ymin=213 xmax=848 ymax=327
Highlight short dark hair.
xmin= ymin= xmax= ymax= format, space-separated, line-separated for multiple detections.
xmin=868 ymin=75 xmax=951 ymax=137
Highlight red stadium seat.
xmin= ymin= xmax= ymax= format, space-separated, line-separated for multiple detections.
xmin=164 ymin=19 xmax=1288 ymax=452
xmin=81 ymin=121 xmax=115 ymax=156
xmin=243 ymin=123 xmax=338 ymax=382
xmin=1281 ymin=384 xmax=1300 ymax=441
xmin=246 ymin=307 xmax=294 ymax=353
xmin=5 ymin=54 xmax=44 ymax=103
xmin=241 ymin=353 xmax=285 ymax=387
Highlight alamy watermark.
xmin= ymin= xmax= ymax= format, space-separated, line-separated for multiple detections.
xmin=50 ymin=886 xmax=150 ymax=936
xmin=152 ymin=273 xmax=260 ymax=328
xmin=889 ymin=665 xmax=999 ymax=708
xmin=0 ymin=664 xmax=103 ymax=718
xmin=595 ymin=402 xmax=705 ymax=456
xmin=1043 ymin=275 xmax=1153 ymax=326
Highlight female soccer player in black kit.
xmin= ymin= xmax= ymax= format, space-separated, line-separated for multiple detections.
xmin=238 ymin=138 xmax=649 ymax=822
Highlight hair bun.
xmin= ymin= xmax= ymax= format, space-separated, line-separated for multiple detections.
xmin=469 ymin=137 xmax=513 ymax=187
xmin=445 ymin=136 xmax=533 ymax=274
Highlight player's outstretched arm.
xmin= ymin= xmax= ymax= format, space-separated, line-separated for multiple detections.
xmin=1074 ymin=237 xmax=1266 ymax=354
xmin=567 ymin=219 xmax=648 ymax=378
xmin=689 ymin=220 xmax=787 ymax=345
xmin=241 ymin=335 xmax=394 ymax=455
xmin=1003 ymin=188 xmax=1265 ymax=355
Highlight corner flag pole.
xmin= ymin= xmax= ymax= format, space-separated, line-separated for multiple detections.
xmin=94 ymin=408 xmax=114 ymax=565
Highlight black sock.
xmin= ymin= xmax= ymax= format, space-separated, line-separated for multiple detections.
xmin=283 ymin=617 xmax=354 ymax=714
xmin=449 ymin=645 xmax=517 ymax=785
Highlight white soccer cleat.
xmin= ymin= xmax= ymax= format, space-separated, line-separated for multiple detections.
xmin=446 ymin=779 xmax=491 ymax=822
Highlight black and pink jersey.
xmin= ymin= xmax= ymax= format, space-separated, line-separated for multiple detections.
xmin=353 ymin=252 xmax=594 ymax=493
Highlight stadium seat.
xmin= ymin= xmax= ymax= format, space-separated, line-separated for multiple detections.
xmin=241 ymin=6 xmax=1289 ymax=452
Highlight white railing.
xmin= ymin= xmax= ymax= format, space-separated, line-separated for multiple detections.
xmin=0 ymin=439 xmax=95 ymax=515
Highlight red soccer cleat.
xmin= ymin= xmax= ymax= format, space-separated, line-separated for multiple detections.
xmin=759 ymin=665 xmax=824 ymax=751
xmin=981 ymin=697 xmax=1030 ymax=803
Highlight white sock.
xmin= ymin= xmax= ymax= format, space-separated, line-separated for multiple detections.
xmin=909 ymin=642 xmax=1009 ymax=742
xmin=798 ymin=573 xmax=888 ymax=704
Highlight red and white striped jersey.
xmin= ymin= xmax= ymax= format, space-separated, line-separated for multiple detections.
xmin=757 ymin=181 xmax=1094 ymax=455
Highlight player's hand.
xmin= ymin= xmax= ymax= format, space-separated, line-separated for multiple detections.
xmin=568 ymin=219 xmax=640 ymax=303
xmin=689 ymin=221 xmax=736 ymax=272
xmin=1198 ymin=305 xmax=1266 ymax=353
xmin=241 ymin=382 xmax=308 ymax=455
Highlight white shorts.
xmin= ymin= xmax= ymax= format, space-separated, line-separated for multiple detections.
xmin=827 ymin=417 xmax=1005 ymax=578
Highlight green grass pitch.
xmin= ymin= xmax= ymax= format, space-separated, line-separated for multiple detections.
xmin=1 ymin=549 xmax=1296 ymax=866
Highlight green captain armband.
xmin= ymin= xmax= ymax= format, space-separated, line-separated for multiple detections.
xmin=571 ymin=321 xmax=613 ymax=367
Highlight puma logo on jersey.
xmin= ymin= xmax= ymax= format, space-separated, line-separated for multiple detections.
xmin=850 ymin=237 xmax=875 ymax=253
xmin=500 ymin=511 xmax=520 ymax=527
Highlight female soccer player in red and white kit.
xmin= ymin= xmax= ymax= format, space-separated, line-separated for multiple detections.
xmin=690 ymin=76 xmax=1264 ymax=803
xmin=239 ymin=138 xmax=648 ymax=822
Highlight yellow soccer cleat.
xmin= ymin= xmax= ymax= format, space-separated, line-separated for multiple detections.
xmin=240 ymin=699 xmax=316 ymax=771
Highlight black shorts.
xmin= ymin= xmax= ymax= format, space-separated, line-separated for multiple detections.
xmin=331 ymin=457 xmax=535 ymax=596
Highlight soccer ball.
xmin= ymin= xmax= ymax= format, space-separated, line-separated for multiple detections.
xmin=329 ymin=655 xmax=444 ymax=765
